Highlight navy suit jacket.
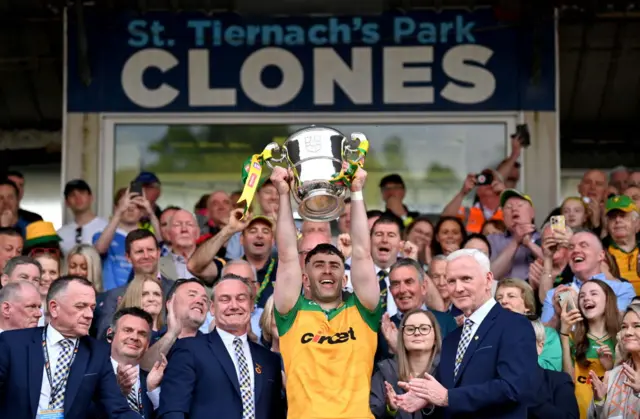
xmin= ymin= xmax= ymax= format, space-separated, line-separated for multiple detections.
xmin=528 ymin=369 xmax=578 ymax=419
xmin=89 ymin=369 xmax=155 ymax=419
xmin=433 ymin=303 xmax=539 ymax=419
xmin=0 ymin=327 xmax=140 ymax=419
xmin=92 ymin=275 xmax=174 ymax=339
xmin=157 ymin=330 xmax=285 ymax=419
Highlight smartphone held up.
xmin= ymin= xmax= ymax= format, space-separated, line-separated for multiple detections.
xmin=550 ymin=215 xmax=566 ymax=233
xmin=558 ymin=290 xmax=576 ymax=312
xmin=129 ymin=181 xmax=144 ymax=196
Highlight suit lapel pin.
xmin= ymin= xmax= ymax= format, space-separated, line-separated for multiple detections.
xmin=474 ymin=336 xmax=479 ymax=340
xmin=255 ymin=363 xmax=262 ymax=374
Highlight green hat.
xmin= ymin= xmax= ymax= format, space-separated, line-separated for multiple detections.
xmin=605 ymin=195 xmax=638 ymax=214
xmin=500 ymin=189 xmax=533 ymax=208
xmin=25 ymin=221 xmax=61 ymax=247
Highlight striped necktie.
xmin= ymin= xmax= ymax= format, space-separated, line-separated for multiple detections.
xmin=48 ymin=339 xmax=74 ymax=409
xmin=233 ymin=337 xmax=255 ymax=419
xmin=127 ymin=388 xmax=140 ymax=413
xmin=378 ymin=270 xmax=388 ymax=309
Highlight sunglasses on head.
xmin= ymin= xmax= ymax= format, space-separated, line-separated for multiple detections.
xmin=29 ymin=247 xmax=61 ymax=259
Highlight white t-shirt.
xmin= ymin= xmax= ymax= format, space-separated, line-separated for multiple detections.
xmin=57 ymin=216 xmax=108 ymax=255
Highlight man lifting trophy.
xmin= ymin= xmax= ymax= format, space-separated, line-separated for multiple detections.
xmin=260 ymin=125 xmax=381 ymax=419
xmin=237 ymin=125 xmax=369 ymax=221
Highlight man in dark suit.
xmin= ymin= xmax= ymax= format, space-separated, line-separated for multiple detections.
xmin=377 ymin=258 xmax=457 ymax=361
xmin=92 ymin=230 xmax=173 ymax=339
xmin=0 ymin=276 xmax=140 ymax=419
xmin=112 ymin=307 xmax=165 ymax=418
xmin=395 ymin=249 xmax=539 ymax=419
xmin=158 ymin=273 xmax=285 ymax=419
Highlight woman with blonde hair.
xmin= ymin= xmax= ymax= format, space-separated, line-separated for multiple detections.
xmin=587 ymin=304 xmax=640 ymax=418
xmin=495 ymin=278 xmax=562 ymax=371
xmin=259 ymin=295 xmax=280 ymax=354
xmin=117 ymin=273 xmax=165 ymax=333
xmin=370 ymin=309 xmax=442 ymax=419
xmin=65 ymin=244 xmax=103 ymax=292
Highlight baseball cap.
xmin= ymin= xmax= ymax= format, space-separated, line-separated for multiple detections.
xmin=247 ymin=215 xmax=275 ymax=230
xmin=64 ymin=179 xmax=92 ymax=198
xmin=500 ymin=189 xmax=533 ymax=208
xmin=134 ymin=171 xmax=160 ymax=185
xmin=605 ymin=195 xmax=638 ymax=214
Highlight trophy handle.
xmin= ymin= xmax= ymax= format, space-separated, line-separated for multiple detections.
xmin=343 ymin=132 xmax=368 ymax=163
xmin=264 ymin=142 xmax=287 ymax=169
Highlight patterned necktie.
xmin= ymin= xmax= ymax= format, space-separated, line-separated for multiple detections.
xmin=49 ymin=339 xmax=74 ymax=409
xmin=378 ymin=270 xmax=388 ymax=309
xmin=233 ymin=337 xmax=255 ymax=419
xmin=454 ymin=319 xmax=474 ymax=378
xmin=127 ymin=388 xmax=140 ymax=413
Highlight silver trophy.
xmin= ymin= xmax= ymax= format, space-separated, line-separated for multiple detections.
xmin=265 ymin=126 xmax=368 ymax=222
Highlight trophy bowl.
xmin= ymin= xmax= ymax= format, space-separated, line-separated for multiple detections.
xmin=266 ymin=125 xmax=365 ymax=222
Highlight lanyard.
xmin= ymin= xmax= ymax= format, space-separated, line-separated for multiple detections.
xmin=255 ymin=258 xmax=276 ymax=302
xmin=42 ymin=328 xmax=79 ymax=402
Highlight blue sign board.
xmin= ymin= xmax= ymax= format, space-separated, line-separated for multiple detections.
xmin=66 ymin=9 xmax=556 ymax=112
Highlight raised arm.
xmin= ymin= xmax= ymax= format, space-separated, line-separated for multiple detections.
xmin=272 ymin=167 xmax=303 ymax=315
xmin=187 ymin=209 xmax=249 ymax=282
xmin=349 ymin=168 xmax=379 ymax=311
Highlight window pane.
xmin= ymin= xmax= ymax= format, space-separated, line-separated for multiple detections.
xmin=114 ymin=123 xmax=507 ymax=214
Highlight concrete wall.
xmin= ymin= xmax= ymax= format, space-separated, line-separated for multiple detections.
xmin=522 ymin=111 xmax=560 ymax=223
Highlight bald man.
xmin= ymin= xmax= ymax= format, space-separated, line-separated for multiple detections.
xmin=545 ymin=169 xmax=608 ymax=226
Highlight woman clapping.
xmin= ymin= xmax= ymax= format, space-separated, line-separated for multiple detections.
xmin=587 ymin=304 xmax=640 ymax=418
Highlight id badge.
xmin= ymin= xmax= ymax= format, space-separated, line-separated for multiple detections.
xmin=38 ymin=409 xmax=64 ymax=419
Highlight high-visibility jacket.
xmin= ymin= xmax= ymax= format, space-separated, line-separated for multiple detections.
xmin=457 ymin=205 xmax=504 ymax=234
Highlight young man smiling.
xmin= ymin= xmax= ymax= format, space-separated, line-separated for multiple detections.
xmin=272 ymin=165 xmax=381 ymax=419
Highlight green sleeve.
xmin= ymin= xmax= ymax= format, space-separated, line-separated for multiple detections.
xmin=353 ymin=293 xmax=383 ymax=332
xmin=274 ymin=294 xmax=303 ymax=336
xmin=538 ymin=327 xmax=563 ymax=371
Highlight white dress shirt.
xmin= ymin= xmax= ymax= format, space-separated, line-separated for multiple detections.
xmin=38 ymin=307 xmax=46 ymax=327
xmin=57 ymin=216 xmax=108 ymax=255
xmin=465 ymin=297 xmax=497 ymax=338
xmin=38 ymin=324 xmax=79 ymax=413
xmin=344 ymin=263 xmax=398 ymax=317
xmin=109 ymin=357 xmax=161 ymax=411
xmin=216 ymin=328 xmax=255 ymax=406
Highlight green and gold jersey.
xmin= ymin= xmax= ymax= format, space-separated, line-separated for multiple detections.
xmin=275 ymin=293 xmax=382 ymax=419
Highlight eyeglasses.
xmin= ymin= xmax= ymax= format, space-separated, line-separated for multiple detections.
xmin=402 ymin=324 xmax=432 ymax=336
xmin=75 ymin=226 xmax=82 ymax=244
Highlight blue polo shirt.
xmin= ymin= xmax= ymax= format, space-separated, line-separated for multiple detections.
xmin=540 ymin=272 xmax=636 ymax=323
xmin=92 ymin=229 xmax=132 ymax=291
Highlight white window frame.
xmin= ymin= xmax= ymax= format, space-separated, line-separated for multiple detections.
xmin=98 ymin=112 xmax=519 ymax=218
